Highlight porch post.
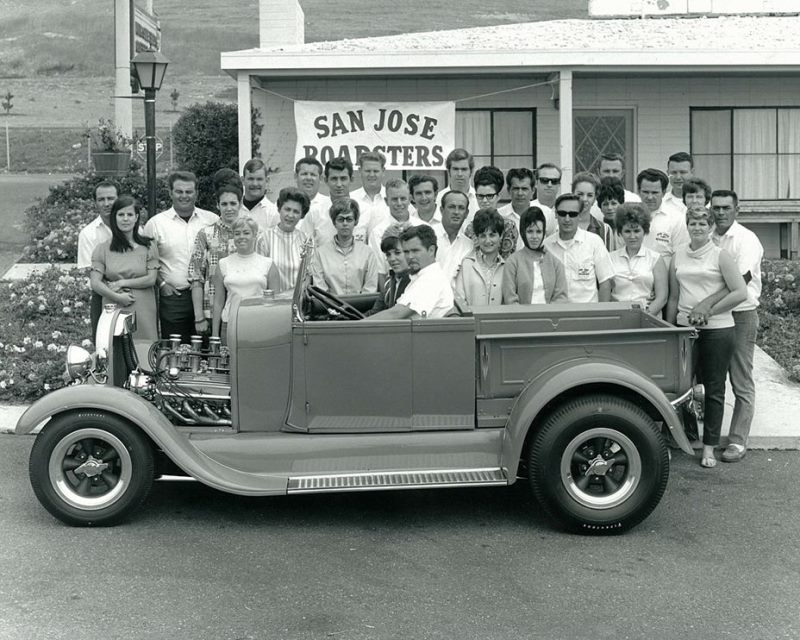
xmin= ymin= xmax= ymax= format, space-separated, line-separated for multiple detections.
xmin=237 ymin=72 xmax=253 ymax=170
xmin=558 ymin=69 xmax=574 ymax=189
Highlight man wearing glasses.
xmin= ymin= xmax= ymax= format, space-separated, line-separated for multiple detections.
xmin=543 ymin=194 xmax=614 ymax=303
xmin=309 ymin=198 xmax=379 ymax=295
xmin=472 ymin=165 xmax=519 ymax=255
xmin=531 ymin=163 xmax=562 ymax=228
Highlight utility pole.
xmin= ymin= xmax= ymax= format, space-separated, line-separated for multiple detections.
xmin=114 ymin=0 xmax=133 ymax=139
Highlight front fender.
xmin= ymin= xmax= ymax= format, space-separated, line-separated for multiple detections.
xmin=16 ymin=386 xmax=287 ymax=496
xmin=502 ymin=358 xmax=693 ymax=470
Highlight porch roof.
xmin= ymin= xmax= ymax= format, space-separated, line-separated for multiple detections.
xmin=221 ymin=15 xmax=800 ymax=77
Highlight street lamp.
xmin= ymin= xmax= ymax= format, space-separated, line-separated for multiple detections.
xmin=131 ymin=50 xmax=169 ymax=220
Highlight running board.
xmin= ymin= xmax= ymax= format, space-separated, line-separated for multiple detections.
xmin=287 ymin=468 xmax=508 ymax=494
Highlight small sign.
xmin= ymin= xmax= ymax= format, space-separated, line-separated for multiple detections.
xmin=135 ymin=136 xmax=164 ymax=161
xmin=133 ymin=4 xmax=161 ymax=53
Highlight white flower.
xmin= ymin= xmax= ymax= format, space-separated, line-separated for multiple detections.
xmin=22 ymin=337 xmax=32 ymax=345
xmin=51 ymin=331 xmax=62 ymax=339
xmin=0 ymin=381 xmax=5 ymax=389
xmin=74 ymin=301 xmax=84 ymax=308
xmin=57 ymin=345 xmax=67 ymax=353
xmin=14 ymin=346 xmax=26 ymax=353
xmin=9 ymin=293 xmax=15 ymax=300
xmin=38 ymin=304 xmax=46 ymax=312
xmin=46 ymin=343 xmax=58 ymax=352
xmin=62 ymin=306 xmax=71 ymax=314
xmin=83 ymin=318 xmax=90 ymax=325
xmin=81 ymin=339 xmax=93 ymax=348
xmin=34 ymin=340 xmax=44 ymax=349
xmin=43 ymin=383 xmax=51 ymax=391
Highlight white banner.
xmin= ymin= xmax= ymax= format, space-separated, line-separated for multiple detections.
xmin=294 ymin=101 xmax=455 ymax=171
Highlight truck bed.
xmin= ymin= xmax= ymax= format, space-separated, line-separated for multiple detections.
xmin=471 ymin=303 xmax=695 ymax=399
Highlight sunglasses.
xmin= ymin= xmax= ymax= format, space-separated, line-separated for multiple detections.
xmin=538 ymin=177 xmax=561 ymax=185
xmin=556 ymin=210 xmax=580 ymax=218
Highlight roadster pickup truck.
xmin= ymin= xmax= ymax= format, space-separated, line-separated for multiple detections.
xmin=17 ymin=252 xmax=696 ymax=533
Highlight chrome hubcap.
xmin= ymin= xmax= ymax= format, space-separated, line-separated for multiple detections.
xmin=560 ymin=427 xmax=642 ymax=510
xmin=48 ymin=428 xmax=132 ymax=511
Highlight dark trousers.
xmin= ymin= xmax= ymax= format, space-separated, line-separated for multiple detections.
xmin=90 ymin=291 xmax=103 ymax=343
xmin=159 ymin=289 xmax=194 ymax=342
xmin=694 ymin=326 xmax=736 ymax=446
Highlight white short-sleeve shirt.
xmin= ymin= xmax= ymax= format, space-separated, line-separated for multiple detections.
xmin=240 ymin=197 xmax=280 ymax=235
xmin=610 ymin=245 xmax=662 ymax=307
xmin=77 ymin=216 xmax=112 ymax=269
xmin=642 ymin=207 xmax=690 ymax=265
xmin=397 ymin=262 xmax=454 ymax=319
xmin=543 ymin=228 xmax=615 ymax=303
xmin=712 ymin=220 xmax=763 ymax=311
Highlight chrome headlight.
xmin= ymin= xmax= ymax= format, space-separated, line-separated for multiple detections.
xmin=64 ymin=345 xmax=93 ymax=381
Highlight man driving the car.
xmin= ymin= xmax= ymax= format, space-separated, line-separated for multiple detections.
xmin=367 ymin=225 xmax=454 ymax=320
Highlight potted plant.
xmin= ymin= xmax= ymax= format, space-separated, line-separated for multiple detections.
xmin=86 ymin=118 xmax=133 ymax=176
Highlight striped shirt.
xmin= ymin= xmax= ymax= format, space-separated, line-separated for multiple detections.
xmin=262 ymin=226 xmax=308 ymax=292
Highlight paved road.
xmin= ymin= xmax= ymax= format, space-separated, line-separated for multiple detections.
xmin=1 ymin=433 xmax=799 ymax=640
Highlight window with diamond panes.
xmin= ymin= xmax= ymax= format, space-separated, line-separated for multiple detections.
xmin=574 ymin=109 xmax=635 ymax=186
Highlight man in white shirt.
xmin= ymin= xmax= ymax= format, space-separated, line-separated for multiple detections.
xmin=240 ymin=158 xmax=280 ymax=233
xmin=598 ymin=153 xmax=642 ymax=205
xmin=408 ymin=175 xmax=441 ymax=230
xmin=499 ymin=167 xmax=535 ymax=231
xmin=351 ymin=151 xmax=390 ymax=242
xmin=294 ymin=156 xmax=331 ymax=243
xmin=543 ymin=194 xmax=614 ymax=303
xmin=435 ymin=148 xmax=479 ymax=220
xmin=637 ymin=168 xmax=690 ymax=266
xmin=306 ymin=157 xmax=355 ymax=247
xmin=435 ymin=191 xmax=474 ymax=283
xmin=662 ymin=151 xmax=693 ymax=218
xmin=144 ymin=171 xmax=218 ymax=341
xmin=530 ymin=163 xmax=561 ymax=229
xmin=77 ymin=181 xmax=119 ymax=336
xmin=368 ymin=179 xmax=426 ymax=266
xmin=692 ymin=190 xmax=763 ymax=462
xmin=368 ymin=225 xmax=454 ymax=320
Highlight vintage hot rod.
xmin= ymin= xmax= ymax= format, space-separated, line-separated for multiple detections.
xmin=17 ymin=250 xmax=696 ymax=533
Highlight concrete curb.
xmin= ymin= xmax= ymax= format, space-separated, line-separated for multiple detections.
xmin=3 ymin=344 xmax=800 ymax=449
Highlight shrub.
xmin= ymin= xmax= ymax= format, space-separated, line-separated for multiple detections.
xmin=172 ymin=102 xmax=266 ymax=210
xmin=20 ymin=165 xmax=171 ymax=263
xmin=0 ymin=267 xmax=93 ymax=402
xmin=757 ymin=258 xmax=800 ymax=383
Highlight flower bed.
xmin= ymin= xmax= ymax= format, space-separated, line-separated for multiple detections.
xmin=758 ymin=258 xmax=800 ymax=382
xmin=0 ymin=267 xmax=93 ymax=402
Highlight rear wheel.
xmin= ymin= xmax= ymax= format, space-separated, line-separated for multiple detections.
xmin=29 ymin=411 xmax=154 ymax=526
xmin=528 ymin=394 xmax=669 ymax=534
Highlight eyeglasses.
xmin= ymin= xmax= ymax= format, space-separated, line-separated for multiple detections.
xmin=555 ymin=210 xmax=580 ymax=218
xmin=476 ymin=193 xmax=498 ymax=201
xmin=538 ymin=177 xmax=561 ymax=186
xmin=334 ymin=216 xmax=356 ymax=224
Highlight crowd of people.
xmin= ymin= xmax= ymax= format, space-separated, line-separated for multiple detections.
xmin=76 ymin=147 xmax=763 ymax=467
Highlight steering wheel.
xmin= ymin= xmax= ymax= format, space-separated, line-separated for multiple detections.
xmin=306 ymin=285 xmax=366 ymax=320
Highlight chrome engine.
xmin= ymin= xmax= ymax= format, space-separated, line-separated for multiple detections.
xmin=128 ymin=335 xmax=232 ymax=427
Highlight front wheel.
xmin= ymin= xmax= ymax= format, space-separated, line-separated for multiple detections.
xmin=29 ymin=411 xmax=154 ymax=526
xmin=528 ymin=394 xmax=669 ymax=534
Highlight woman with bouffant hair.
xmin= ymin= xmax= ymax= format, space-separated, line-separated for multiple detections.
xmin=666 ymin=205 xmax=747 ymax=468
xmin=501 ymin=206 xmax=567 ymax=304
xmin=609 ymin=203 xmax=668 ymax=316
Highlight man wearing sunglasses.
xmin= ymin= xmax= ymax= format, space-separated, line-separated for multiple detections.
xmin=530 ymin=163 xmax=561 ymax=230
xmin=543 ymin=193 xmax=614 ymax=303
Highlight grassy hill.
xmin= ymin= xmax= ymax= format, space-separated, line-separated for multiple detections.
xmin=0 ymin=0 xmax=588 ymax=78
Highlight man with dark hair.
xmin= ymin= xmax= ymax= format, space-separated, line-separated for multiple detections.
xmin=499 ymin=167 xmax=536 ymax=228
xmin=435 ymin=190 xmax=474 ymax=283
xmin=637 ymin=168 xmax=689 ymax=264
xmin=241 ymin=157 xmax=280 ymax=233
xmin=367 ymin=229 xmax=411 ymax=315
xmin=435 ymin=148 xmax=479 ymax=219
xmin=368 ymin=225 xmax=454 ymax=320
xmin=530 ymin=162 xmax=561 ymax=227
xmin=78 ymin=181 xmax=119 ymax=337
xmin=294 ymin=156 xmax=332 ymax=245
xmin=598 ymin=153 xmax=641 ymax=204
xmin=543 ymin=193 xmax=614 ymax=303
xmin=145 ymin=171 xmax=217 ymax=341
xmin=352 ymin=151 xmax=390 ymax=243
xmin=408 ymin=174 xmax=440 ymax=228
xmin=690 ymin=190 xmax=763 ymax=462
xmin=471 ymin=166 xmax=519 ymax=254
xmin=663 ymin=151 xmax=693 ymax=217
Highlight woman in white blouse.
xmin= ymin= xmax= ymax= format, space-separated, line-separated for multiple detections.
xmin=609 ymin=203 xmax=668 ymax=316
xmin=212 ymin=217 xmax=280 ymax=342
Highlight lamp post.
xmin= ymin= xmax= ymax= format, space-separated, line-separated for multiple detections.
xmin=131 ymin=50 xmax=169 ymax=221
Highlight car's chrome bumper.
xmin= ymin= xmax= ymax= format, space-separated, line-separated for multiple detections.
xmin=670 ymin=386 xmax=694 ymax=410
